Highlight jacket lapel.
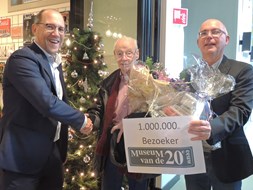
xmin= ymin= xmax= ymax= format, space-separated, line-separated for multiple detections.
xmin=58 ymin=64 xmax=67 ymax=101
xmin=218 ymin=56 xmax=231 ymax=74
xmin=29 ymin=43 xmax=57 ymax=95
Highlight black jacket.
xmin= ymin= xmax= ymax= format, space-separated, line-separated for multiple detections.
xmin=189 ymin=56 xmax=253 ymax=182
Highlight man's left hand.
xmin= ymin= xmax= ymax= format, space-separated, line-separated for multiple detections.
xmin=111 ymin=121 xmax=123 ymax=143
xmin=188 ymin=120 xmax=211 ymax=141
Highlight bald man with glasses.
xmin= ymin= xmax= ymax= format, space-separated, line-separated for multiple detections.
xmin=184 ymin=19 xmax=253 ymax=190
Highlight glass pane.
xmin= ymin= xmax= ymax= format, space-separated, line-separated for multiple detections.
xmin=11 ymin=0 xmax=23 ymax=6
xmin=93 ymin=0 xmax=137 ymax=72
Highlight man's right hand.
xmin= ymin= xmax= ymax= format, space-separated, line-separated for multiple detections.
xmin=80 ymin=117 xmax=93 ymax=135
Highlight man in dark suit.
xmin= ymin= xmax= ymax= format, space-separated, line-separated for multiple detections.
xmin=0 ymin=9 xmax=93 ymax=190
xmin=184 ymin=19 xmax=253 ymax=190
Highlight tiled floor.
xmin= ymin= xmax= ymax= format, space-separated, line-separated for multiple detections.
xmin=171 ymin=175 xmax=253 ymax=190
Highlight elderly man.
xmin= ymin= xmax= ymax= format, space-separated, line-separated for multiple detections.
xmin=88 ymin=36 xmax=153 ymax=190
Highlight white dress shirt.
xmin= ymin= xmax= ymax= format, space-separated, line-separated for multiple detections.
xmin=48 ymin=54 xmax=63 ymax=142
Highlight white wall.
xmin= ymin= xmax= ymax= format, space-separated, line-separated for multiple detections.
xmin=158 ymin=1 xmax=184 ymax=187
xmin=160 ymin=0 xmax=185 ymax=78
xmin=236 ymin=0 xmax=252 ymax=63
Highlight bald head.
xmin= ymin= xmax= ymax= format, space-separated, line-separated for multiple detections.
xmin=199 ymin=19 xmax=228 ymax=35
xmin=113 ymin=36 xmax=138 ymax=52
xmin=197 ymin=19 xmax=230 ymax=65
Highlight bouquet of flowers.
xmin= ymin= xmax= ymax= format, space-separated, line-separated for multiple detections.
xmin=188 ymin=57 xmax=235 ymax=99
xmin=128 ymin=58 xmax=236 ymax=120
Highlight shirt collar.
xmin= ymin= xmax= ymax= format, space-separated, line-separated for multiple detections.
xmin=120 ymin=71 xmax=129 ymax=83
xmin=205 ymin=56 xmax=223 ymax=70
xmin=34 ymin=41 xmax=61 ymax=69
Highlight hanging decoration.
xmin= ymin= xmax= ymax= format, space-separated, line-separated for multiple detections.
xmin=87 ymin=0 xmax=94 ymax=30
xmin=83 ymin=77 xmax=88 ymax=93
xmin=79 ymin=96 xmax=86 ymax=104
xmin=71 ymin=70 xmax=78 ymax=78
xmin=82 ymin=51 xmax=89 ymax=60
xmin=83 ymin=154 xmax=91 ymax=163
xmin=78 ymin=79 xmax=84 ymax=88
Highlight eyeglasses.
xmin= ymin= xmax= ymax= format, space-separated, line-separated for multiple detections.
xmin=198 ymin=29 xmax=226 ymax=38
xmin=37 ymin=23 xmax=66 ymax=34
xmin=115 ymin=50 xmax=137 ymax=59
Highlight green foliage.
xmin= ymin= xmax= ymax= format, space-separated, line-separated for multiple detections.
xmin=145 ymin=56 xmax=154 ymax=70
xmin=62 ymin=28 xmax=107 ymax=190
xmin=179 ymin=69 xmax=188 ymax=80
xmin=63 ymin=28 xmax=107 ymax=111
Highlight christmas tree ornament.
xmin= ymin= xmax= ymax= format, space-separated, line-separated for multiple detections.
xmin=98 ymin=70 xmax=103 ymax=76
xmin=66 ymin=50 xmax=71 ymax=57
xmin=99 ymin=42 xmax=104 ymax=50
xmin=83 ymin=77 xmax=88 ymax=92
xmin=63 ymin=71 xmax=68 ymax=78
xmin=71 ymin=70 xmax=78 ymax=78
xmin=87 ymin=0 xmax=94 ymax=30
xmin=83 ymin=154 xmax=91 ymax=163
xmin=98 ymin=70 xmax=109 ymax=77
xmin=79 ymin=97 xmax=86 ymax=104
xmin=76 ymin=150 xmax=81 ymax=156
xmin=82 ymin=52 xmax=89 ymax=60
xmin=78 ymin=79 xmax=84 ymax=88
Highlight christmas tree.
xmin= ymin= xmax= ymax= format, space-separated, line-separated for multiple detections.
xmin=61 ymin=27 xmax=108 ymax=190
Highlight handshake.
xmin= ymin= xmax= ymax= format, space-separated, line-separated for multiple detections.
xmin=79 ymin=114 xmax=93 ymax=135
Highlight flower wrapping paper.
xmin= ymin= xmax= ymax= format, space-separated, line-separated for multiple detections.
xmin=128 ymin=59 xmax=235 ymax=119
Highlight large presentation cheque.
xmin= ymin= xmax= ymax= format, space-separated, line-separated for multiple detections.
xmin=123 ymin=116 xmax=206 ymax=175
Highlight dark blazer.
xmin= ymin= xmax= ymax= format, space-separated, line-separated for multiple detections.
xmin=88 ymin=69 xmax=157 ymax=180
xmin=206 ymin=56 xmax=253 ymax=182
xmin=0 ymin=43 xmax=85 ymax=174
